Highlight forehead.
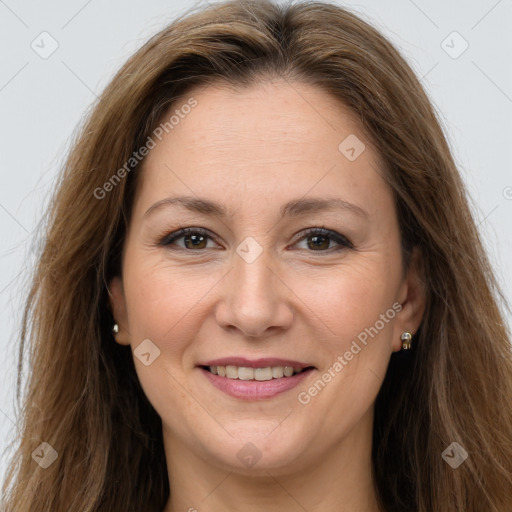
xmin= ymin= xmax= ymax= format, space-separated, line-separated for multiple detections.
xmin=134 ymin=79 xmax=389 ymax=215
xmin=153 ymin=79 xmax=367 ymax=156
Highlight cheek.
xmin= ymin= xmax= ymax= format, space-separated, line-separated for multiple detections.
xmin=120 ymin=259 xmax=210 ymax=422
xmin=290 ymin=263 xmax=399 ymax=441
xmin=292 ymin=256 xmax=400 ymax=350
xmin=122 ymin=255 xmax=216 ymax=346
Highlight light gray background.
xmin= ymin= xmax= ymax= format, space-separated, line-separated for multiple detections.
xmin=1 ymin=0 xmax=511 ymax=486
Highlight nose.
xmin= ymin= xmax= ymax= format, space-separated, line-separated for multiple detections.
xmin=215 ymin=247 xmax=294 ymax=339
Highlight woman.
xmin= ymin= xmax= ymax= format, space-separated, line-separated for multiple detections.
xmin=2 ymin=0 xmax=512 ymax=510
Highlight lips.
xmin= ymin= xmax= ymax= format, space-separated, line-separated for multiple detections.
xmin=196 ymin=357 xmax=316 ymax=400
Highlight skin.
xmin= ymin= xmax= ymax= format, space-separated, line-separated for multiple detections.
xmin=109 ymin=79 xmax=425 ymax=512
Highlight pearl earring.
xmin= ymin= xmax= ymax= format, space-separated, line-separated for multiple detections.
xmin=401 ymin=332 xmax=412 ymax=350
xmin=112 ymin=323 xmax=119 ymax=335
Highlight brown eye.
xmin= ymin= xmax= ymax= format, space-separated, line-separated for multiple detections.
xmin=182 ymin=233 xmax=208 ymax=249
xmin=307 ymin=235 xmax=329 ymax=250
xmin=160 ymin=228 xmax=216 ymax=250
xmin=295 ymin=228 xmax=352 ymax=252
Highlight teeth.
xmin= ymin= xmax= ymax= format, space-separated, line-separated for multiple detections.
xmin=271 ymin=367 xmax=284 ymax=378
xmin=207 ymin=365 xmax=306 ymax=380
xmin=254 ymin=367 xmax=273 ymax=381
xmin=283 ymin=366 xmax=294 ymax=377
xmin=226 ymin=365 xmax=238 ymax=379
xmin=238 ymin=367 xmax=254 ymax=380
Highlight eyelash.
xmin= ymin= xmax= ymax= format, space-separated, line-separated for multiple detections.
xmin=158 ymin=226 xmax=353 ymax=254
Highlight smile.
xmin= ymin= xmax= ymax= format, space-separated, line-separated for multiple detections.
xmin=198 ymin=364 xmax=316 ymax=400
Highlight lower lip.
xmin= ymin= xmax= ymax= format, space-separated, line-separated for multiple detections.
xmin=199 ymin=367 xmax=314 ymax=400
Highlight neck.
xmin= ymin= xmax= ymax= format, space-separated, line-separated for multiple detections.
xmin=162 ymin=407 xmax=382 ymax=512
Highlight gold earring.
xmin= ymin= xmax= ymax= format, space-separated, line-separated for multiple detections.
xmin=112 ymin=323 xmax=119 ymax=335
xmin=401 ymin=332 xmax=412 ymax=350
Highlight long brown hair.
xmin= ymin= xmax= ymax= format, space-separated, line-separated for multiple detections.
xmin=2 ymin=1 xmax=512 ymax=510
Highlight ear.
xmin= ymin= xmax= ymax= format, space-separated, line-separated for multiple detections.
xmin=392 ymin=246 xmax=426 ymax=352
xmin=107 ymin=276 xmax=131 ymax=346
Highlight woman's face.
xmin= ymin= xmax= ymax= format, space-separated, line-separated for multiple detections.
xmin=109 ymin=79 xmax=424 ymax=475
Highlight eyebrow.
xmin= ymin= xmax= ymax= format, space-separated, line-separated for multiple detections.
xmin=143 ymin=195 xmax=369 ymax=220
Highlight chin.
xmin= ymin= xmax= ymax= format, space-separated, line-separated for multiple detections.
xmin=198 ymin=421 xmax=314 ymax=474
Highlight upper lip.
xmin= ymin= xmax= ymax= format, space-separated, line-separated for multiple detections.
xmin=198 ymin=357 xmax=315 ymax=370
